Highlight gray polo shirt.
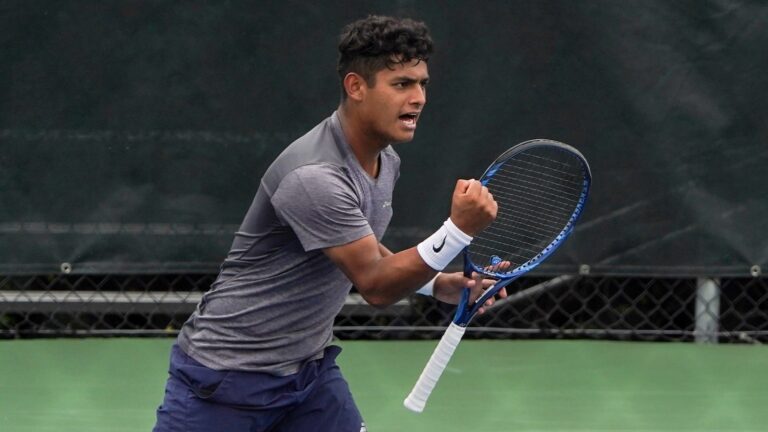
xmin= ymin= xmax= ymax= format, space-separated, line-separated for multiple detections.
xmin=178 ymin=112 xmax=400 ymax=374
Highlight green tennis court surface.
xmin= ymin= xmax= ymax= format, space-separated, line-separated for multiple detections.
xmin=1 ymin=339 xmax=766 ymax=431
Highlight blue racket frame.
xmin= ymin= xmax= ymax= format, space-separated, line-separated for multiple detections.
xmin=453 ymin=139 xmax=592 ymax=326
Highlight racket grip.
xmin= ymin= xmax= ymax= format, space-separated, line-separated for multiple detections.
xmin=403 ymin=322 xmax=466 ymax=413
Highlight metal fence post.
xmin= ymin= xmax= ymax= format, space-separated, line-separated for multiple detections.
xmin=695 ymin=277 xmax=720 ymax=344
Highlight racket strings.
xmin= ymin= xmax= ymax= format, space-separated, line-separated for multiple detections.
xmin=490 ymin=173 xmax=583 ymax=212
xmin=496 ymin=200 xmax=573 ymax=230
xmin=482 ymin=221 xmax=560 ymax=252
xmin=490 ymin=159 xmax=585 ymax=205
xmin=469 ymin=149 xmax=586 ymax=272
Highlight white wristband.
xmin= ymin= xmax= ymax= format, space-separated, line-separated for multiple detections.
xmin=416 ymin=218 xmax=473 ymax=271
xmin=416 ymin=273 xmax=439 ymax=297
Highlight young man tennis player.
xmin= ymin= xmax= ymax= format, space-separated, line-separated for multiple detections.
xmin=153 ymin=15 xmax=504 ymax=432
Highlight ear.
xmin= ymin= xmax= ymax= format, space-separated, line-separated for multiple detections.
xmin=343 ymin=72 xmax=366 ymax=102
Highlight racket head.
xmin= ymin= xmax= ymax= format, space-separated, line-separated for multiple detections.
xmin=466 ymin=139 xmax=591 ymax=280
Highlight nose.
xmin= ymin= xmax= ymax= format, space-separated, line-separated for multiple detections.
xmin=410 ymin=85 xmax=426 ymax=107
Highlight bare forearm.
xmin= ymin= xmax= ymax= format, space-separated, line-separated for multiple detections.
xmin=325 ymin=236 xmax=437 ymax=307
xmin=358 ymin=247 xmax=437 ymax=306
xmin=326 ymin=179 xmax=498 ymax=306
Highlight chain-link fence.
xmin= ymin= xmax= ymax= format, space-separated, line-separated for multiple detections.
xmin=1 ymin=274 xmax=766 ymax=343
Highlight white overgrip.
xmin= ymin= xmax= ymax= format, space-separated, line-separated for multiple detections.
xmin=403 ymin=322 xmax=467 ymax=413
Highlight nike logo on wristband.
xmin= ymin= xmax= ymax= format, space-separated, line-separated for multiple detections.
xmin=432 ymin=235 xmax=447 ymax=253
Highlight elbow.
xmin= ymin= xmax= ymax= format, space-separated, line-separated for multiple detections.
xmin=366 ymin=296 xmax=396 ymax=309
xmin=357 ymin=286 xmax=397 ymax=308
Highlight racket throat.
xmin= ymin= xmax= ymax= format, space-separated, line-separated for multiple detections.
xmin=452 ymin=287 xmax=472 ymax=323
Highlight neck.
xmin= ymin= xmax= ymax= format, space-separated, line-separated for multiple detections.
xmin=337 ymin=104 xmax=384 ymax=177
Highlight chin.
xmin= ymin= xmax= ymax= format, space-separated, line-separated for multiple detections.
xmin=392 ymin=131 xmax=416 ymax=144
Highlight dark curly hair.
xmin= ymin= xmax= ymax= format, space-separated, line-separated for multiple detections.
xmin=337 ymin=15 xmax=433 ymax=99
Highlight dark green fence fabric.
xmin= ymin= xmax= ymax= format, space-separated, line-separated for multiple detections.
xmin=2 ymin=1 xmax=767 ymax=276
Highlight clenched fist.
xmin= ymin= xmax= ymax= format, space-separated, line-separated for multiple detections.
xmin=448 ymin=179 xmax=497 ymax=236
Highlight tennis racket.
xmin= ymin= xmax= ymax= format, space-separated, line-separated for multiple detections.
xmin=403 ymin=139 xmax=591 ymax=413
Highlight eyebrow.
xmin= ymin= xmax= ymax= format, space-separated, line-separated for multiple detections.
xmin=391 ymin=75 xmax=430 ymax=84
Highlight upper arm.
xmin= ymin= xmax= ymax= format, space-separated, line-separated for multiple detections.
xmin=271 ymin=165 xmax=372 ymax=251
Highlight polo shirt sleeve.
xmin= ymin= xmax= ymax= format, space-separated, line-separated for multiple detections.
xmin=270 ymin=164 xmax=373 ymax=251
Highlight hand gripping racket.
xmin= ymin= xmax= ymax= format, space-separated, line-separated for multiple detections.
xmin=403 ymin=139 xmax=591 ymax=412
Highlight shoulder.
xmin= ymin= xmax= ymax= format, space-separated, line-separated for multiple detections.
xmin=270 ymin=163 xmax=365 ymax=233
xmin=283 ymin=163 xmax=350 ymax=185
xmin=273 ymin=164 xmax=357 ymax=205
xmin=262 ymin=116 xmax=347 ymax=195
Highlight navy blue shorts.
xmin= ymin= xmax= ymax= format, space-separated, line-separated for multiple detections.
xmin=153 ymin=344 xmax=366 ymax=432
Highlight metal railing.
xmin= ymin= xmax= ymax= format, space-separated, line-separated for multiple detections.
xmin=1 ymin=274 xmax=766 ymax=343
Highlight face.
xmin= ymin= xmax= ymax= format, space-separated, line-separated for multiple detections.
xmin=358 ymin=59 xmax=430 ymax=145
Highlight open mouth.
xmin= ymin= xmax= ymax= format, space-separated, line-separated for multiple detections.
xmin=399 ymin=113 xmax=418 ymax=127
